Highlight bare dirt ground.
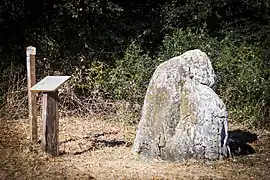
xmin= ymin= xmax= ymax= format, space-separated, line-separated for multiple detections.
xmin=0 ymin=116 xmax=269 ymax=180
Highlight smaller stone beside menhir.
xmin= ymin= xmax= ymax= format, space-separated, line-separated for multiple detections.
xmin=132 ymin=49 xmax=230 ymax=162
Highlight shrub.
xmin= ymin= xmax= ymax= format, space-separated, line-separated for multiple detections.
xmin=159 ymin=29 xmax=269 ymax=128
xmin=105 ymin=29 xmax=269 ymax=128
xmin=215 ymin=38 xmax=269 ymax=128
xmin=108 ymin=42 xmax=159 ymax=104
xmin=158 ymin=28 xmax=219 ymax=60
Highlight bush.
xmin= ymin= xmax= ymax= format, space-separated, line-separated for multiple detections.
xmin=215 ymin=38 xmax=269 ymax=128
xmin=108 ymin=42 xmax=159 ymax=104
xmin=158 ymin=28 xmax=219 ymax=61
xmin=109 ymin=29 xmax=269 ymax=128
xmin=159 ymin=29 xmax=269 ymax=128
xmin=107 ymin=29 xmax=218 ymax=104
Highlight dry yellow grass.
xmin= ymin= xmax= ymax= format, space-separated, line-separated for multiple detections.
xmin=0 ymin=116 xmax=269 ymax=180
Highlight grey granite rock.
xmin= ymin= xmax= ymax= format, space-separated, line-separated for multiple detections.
xmin=132 ymin=49 xmax=229 ymax=161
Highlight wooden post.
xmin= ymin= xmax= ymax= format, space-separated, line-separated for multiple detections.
xmin=26 ymin=46 xmax=37 ymax=142
xmin=41 ymin=90 xmax=59 ymax=156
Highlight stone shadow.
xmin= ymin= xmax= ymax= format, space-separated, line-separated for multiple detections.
xmin=57 ymin=132 xmax=132 ymax=156
xmin=228 ymin=129 xmax=258 ymax=156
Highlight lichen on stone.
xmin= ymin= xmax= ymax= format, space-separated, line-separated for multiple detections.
xmin=133 ymin=49 xmax=229 ymax=162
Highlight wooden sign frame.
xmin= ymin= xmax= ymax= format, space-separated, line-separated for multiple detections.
xmin=30 ymin=76 xmax=71 ymax=156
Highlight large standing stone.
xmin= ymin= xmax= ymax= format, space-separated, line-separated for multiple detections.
xmin=133 ymin=49 xmax=229 ymax=161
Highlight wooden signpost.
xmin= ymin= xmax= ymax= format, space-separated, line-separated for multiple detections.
xmin=26 ymin=46 xmax=71 ymax=156
xmin=30 ymin=76 xmax=70 ymax=156
xmin=26 ymin=46 xmax=37 ymax=142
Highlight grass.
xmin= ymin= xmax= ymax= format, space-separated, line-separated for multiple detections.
xmin=0 ymin=115 xmax=269 ymax=180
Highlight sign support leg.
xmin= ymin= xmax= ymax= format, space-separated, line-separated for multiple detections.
xmin=41 ymin=90 xmax=59 ymax=156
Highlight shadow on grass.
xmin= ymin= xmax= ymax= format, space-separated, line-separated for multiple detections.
xmin=59 ymin=130 xmax=258 ymax=157
xmin=228 ymin=130 xmax=258 ymax=156
xmin=73 ymin=139 xmax=129 ymax=155
xmin=59 ymin=132 xmax=132 ymax=156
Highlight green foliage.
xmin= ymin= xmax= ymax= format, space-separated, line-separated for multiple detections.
xmin=71 ymin=60 xmax=110 ymax=99
xmin=159 ymin=29 xmax=269 ymax=127
xmin=159 ymin=29 xmax=219 ymax=60
xmin=107 ymin=28 xmax=269 ymax=127
xmin=215 ymin=39 xmax=269 ymax=127
xmin=108 ymin=42 xmax=158 ymax=103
